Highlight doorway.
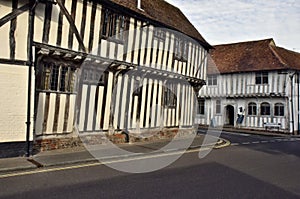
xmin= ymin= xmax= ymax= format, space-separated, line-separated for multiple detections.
xmin=225 ymin=105 xmax=235 ymax=126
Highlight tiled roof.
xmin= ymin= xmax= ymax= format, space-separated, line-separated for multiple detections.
xmin=208 ymin=38 xmax=300 ymax=74
xmin=103 ymin=0 xmax=211 ymax=49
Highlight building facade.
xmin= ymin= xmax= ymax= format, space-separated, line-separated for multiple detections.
xmin=196 ymin=39 xmax=300 ymax=134
xmin=0 ymin=0 xmax=210 ymax=153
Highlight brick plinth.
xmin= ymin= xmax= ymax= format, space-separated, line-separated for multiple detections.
xmin=34 ymin=128 xmax=195 ymax=152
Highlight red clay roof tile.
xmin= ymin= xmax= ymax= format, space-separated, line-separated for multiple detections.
xmin=208 ymin=39 xmax=300 ymax=74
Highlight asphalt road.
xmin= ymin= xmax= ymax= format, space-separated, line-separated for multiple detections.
xmin=0 ymin=132 xmax=300 ymax=199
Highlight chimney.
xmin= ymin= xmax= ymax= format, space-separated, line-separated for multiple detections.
xmin=137 ymin=0 xmax=143 ymax=10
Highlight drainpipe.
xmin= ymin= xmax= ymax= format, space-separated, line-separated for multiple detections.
xmin=290 ymin=73 xmax=295 ymax=135
xmin=25 ymin=3 xmax=36 ymax=157
xmin=297 ymin=71 xmax=300 ymax=135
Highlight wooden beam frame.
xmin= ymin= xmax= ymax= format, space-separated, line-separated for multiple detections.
xmin=56 ymin=0 xmax=87 ymax=53
xmin=0 ymin=2 xmax=33 ymax=28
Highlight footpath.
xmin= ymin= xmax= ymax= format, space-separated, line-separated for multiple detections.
xmin=1 ymin=126 xmax=295 ymax=174
xmin=0 ymin=134 xmax=228 ymax=174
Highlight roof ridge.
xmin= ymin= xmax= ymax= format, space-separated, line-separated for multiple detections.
xmin=269 ymin=45 xmax=289 ymax=68
xmin=213 ymin=38 xmax=274 ymax=47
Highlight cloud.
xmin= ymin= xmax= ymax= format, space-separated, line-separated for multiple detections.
xmin=166 ymin=0 xmax=300 ymax=51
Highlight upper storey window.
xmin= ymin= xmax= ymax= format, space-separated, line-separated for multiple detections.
xmin=153 ymin=29 xmax=166 ymax=41
xmin=255 ymin=72 xmax=268 ymax=84
xmin=102 ymin=9 xmax=128 ymax=41
xmin=207 ymin=75 xmax=217 ymax=86
xmin=174 ymin=37 xmax=188 ymax=61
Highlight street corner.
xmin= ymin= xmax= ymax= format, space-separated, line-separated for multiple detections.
xmin=213 ymin=138 xmax=231 ymax=149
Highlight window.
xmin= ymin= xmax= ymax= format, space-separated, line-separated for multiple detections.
xmin=164 ymin=83 xmax=177 ymax=108
xmin=41 ymin=62 xmax=77 ymax=93
xmin=248 ymin=102 xmax=257 ymax=115
xmin=255 ymin=72 xmax=268 ymax=84
xmin=274 ymin=103 xmax=284 ymax=116
xmin=174 ymin=37 xmax=188 ymax=61
xmin=153 ymin=29 xmax=166 ymax=41
xmin=216 ymin=100 xmax=221 ymax=114
xmin=82 ymin=68 xmax=106 ymax=86
xmin=296 ymin=73 xmax=300 ymax=84
xmin=198 ymin=99 xmax=205 ymax=115
xmin=102 ymin=9 xmax=128 ymax=41
xmin=207 ymin=75 xmax=217 ymax=86
xmin=260 ymin=102 xmax=271 ymax=115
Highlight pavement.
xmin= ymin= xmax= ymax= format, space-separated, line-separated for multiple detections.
xmin=0 ymin=134 xmax=229 ymax=174
xmin=199 ymin=125 xmax=297 ymax=137
xmin=1 ymin=126 xmax=297 ymax=174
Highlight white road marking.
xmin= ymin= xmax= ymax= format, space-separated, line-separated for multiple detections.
xmin=222 ymin=131 xmax=250 ymax=137
xmin=242 ymin=142 xmax=250 ymax=145
xmin=230 ymin=137 xmax=300 ymax=148
xmin=0 ymin=147 xmax=207 ymax=179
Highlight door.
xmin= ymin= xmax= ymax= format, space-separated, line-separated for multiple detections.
xmin=225 ymin=105 xmax=235 ymax=126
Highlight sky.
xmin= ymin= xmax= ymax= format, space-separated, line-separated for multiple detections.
xmin=166 ymin=0 xmax=300 ymax=52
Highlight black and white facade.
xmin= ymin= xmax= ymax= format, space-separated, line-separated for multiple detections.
xmin=196 ymin=39 xmax=300 ymax=134
xmin=0 ymin=0 xmax=210 ymax=146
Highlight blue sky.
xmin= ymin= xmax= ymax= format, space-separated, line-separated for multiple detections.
xmin=166 ymin=0 xmax=300 ymax=52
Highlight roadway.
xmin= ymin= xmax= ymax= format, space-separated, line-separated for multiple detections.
xmin=0 ymin=131 xmax=300 ymax=199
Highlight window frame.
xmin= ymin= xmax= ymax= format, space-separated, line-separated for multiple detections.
xmin=248 ymin=102 xmax=257 ymax=116
xmin=216 ymin=99 xmax=221 ymax=114
xmin=260 ymin=102 xmax=271 ymax=116
xmin=207 ymin=75 xmax=218 ymax=86
xmin=39 ymin=62 xmax=77 ymax=94
xmin=174 ymin=37 xmax=189 ymax=61
xmin=153 ymin=28 xmax=166 ymax=41
xmin=274 ymin=103 xmax=284 ymax=116
xmin=198 ymin=98 xmax=205 ymax=115
xmin=164 ymin=83 xmax=177 ymax=108
xmin=102 ymin=8 xmax=128 ymax=42
xmin=255 ymin=72 xmax=268 ymax=85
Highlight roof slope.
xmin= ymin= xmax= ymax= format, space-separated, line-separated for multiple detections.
xmin=103 ymin=0 xmax=211 ymax=49
xmin=209 ymin=38 xmax=300 ymax=74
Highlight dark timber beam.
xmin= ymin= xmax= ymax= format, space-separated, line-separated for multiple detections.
xmin=56 ymin=0 xmax=87 ymax=53
xmin=0 ymin=2 xmax=33 ymax=28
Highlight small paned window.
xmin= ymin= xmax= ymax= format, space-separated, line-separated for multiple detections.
xmin=261 ymin=102 xmax=271 ymax=116
xmin=255 ymin=72 xmax=268 ymax=84
xmin=153 ymin=29 xmax=166 ymax=41
xmin=102 ymin=9 xmax=128 ymax=41
xmin=216 ymin=100 xmax=221 ymax=114
xmin=207 ymin=75 xmax=217 ymax=86
xmin=41 ymin=63 xmax=77 ymax=93
xmin=248 ymin=102 xmax=257 ymax=116
xmin=274 ymin=103 xmax=284 ymax=116
xmin=174 ymin=37 xmax=188 ymax=61
xmin=295 ymin=73 xmax=300 ymax=84
xmin=164 ymin=83 xmax=177 ymax=108
xmin=198 ymin=99 xmax=205 ymax=115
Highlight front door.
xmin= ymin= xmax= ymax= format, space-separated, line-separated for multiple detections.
xmin=225 ymin=105 xmax=235 ymax=126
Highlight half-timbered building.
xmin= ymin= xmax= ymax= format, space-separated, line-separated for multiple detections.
xmin=197 ymin=39 xmax=300 ymax=135
xmin=0 ymin=0 xmax=210 ymax=153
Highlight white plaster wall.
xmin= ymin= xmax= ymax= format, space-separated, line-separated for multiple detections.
xmin=0 ymin=64 xmax=33 ymax=142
